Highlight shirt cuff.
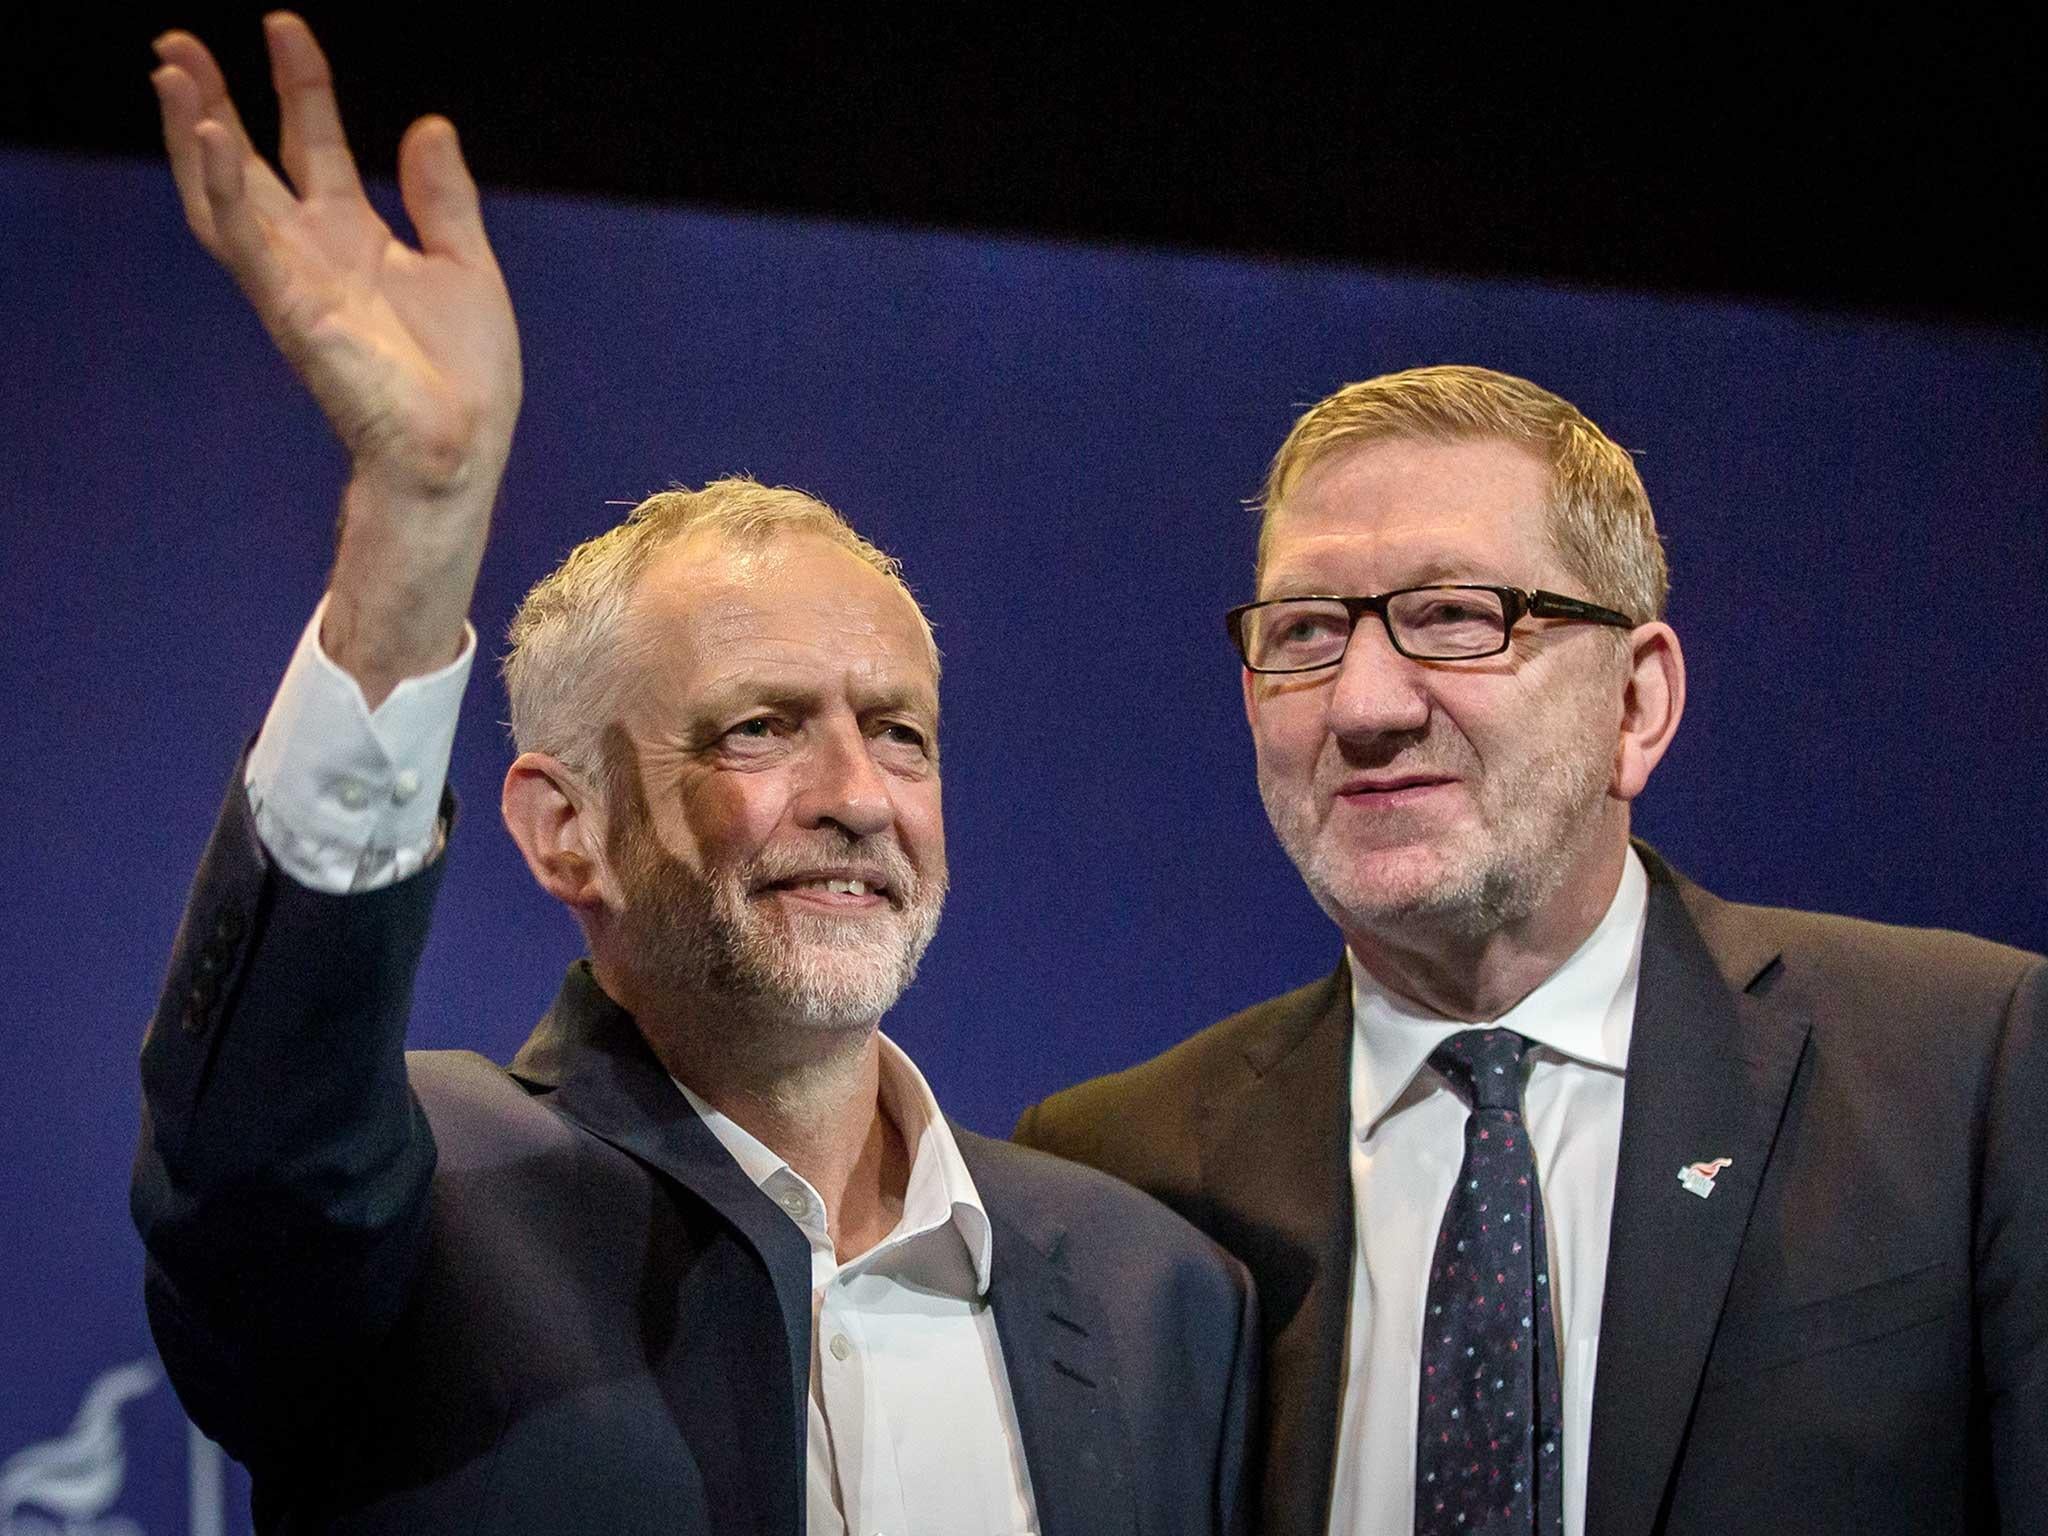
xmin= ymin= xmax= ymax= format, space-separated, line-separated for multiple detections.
xmin=244 ymin=596 xmax=476 ymax=894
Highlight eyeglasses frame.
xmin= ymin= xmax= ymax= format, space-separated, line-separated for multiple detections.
xmin=1225 ymin=584 xmax=1638 ymax=672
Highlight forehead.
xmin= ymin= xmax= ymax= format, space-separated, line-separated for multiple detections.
xmin=1262 ymin=436 xmax=1560 ymax=594
xmin=625 ymin=530 xmax=937 ymax=708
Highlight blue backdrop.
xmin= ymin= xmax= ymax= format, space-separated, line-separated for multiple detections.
xmin=2 ymin=145 xmax=2042 ymax=1533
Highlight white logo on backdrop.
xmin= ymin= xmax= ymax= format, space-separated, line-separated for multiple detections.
xmin=0 ymin=1358 xmax=223 ymax=1536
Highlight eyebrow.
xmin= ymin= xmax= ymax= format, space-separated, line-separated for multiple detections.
xmin=689 ymin=678 xmax=938 ymax=721
xmin=1261 ymin=557 xmax=1520 ymax=597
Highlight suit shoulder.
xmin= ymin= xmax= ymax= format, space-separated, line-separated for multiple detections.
xmin=1778 ymin=905 xmax=2037 ymax=980
xmin=1034 ymin=970 xmax=1337 ymax=1126
xmin=960 ymin=1131 xmax=1251 ymax=1287
xmin=1699 ymin=889 xmax=2042 ymax=1011
xmin=1670 ymin=875 xmax=2047 ymax=1090
xmin=1013 ymin=968 xmax=1341 ymax=1198
xmin=404 ymin=1048 xmax=583 ymax=1167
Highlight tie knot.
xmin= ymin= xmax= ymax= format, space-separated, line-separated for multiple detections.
xmin=1429 ymin=1028 xmax=1529 ymax=1114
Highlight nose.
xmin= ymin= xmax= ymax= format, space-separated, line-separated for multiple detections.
xmin=1325 ymin=613 xmax=1431 ymax=741
xmin=793 ymin=719 xmax=895 ymax=840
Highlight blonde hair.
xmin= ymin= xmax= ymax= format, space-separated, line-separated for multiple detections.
xmin=503 ymin=477 xmax=937 ymax=791
xmin=1257 ymin=365 xmax=1668 ymax=621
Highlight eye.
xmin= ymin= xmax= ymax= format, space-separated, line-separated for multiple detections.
xmin=1279 ymin=614 xmax=1340 ymax=644
xmin=878 ymin=720 xmax=929 ymax=751
xmin=1402 ymin=591 xmax=1505 ymax=633
xmin=1249 ymin=601 xmax=1351 ymax=667
xmin=718 ymin=715 xmax=792 ymax=754
xmin=872 ymin=718 xmax=935 ymax=768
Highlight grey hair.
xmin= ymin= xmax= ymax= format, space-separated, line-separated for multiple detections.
xmin=502 ymin=477 xmax=938 ymax=794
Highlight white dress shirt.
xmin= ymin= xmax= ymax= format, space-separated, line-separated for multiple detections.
xmin=1326 ymin=851 xmax=1648 ymax=1536
xmin=244 ymin=599 xmax=473 ymax=893
xmin=679 ymin=1056 xmax=1039 ymax=1536
xmin=244 ymin=602 xmax=1040 ymax=1535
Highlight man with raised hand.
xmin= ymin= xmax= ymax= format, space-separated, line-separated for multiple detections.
xmin=1017 ymin=366 xmax=2047 ymax=1535
xmin=133 ymin=17 xmax=1255 ymax=1535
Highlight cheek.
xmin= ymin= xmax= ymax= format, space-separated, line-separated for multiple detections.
xmin=1248 ymin=693 xmax=1327 ymax=775
xmin=898 ymin=783 xmax=947 ymax=865
xmin=1471 ymin=676 xmax=1618 ymax=781
xmin=667 ymin=778 xmax=788 ymax=867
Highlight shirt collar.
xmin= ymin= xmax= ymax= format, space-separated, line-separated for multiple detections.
xmin=1348 ymin=847 xmax=1649 ymax=1136
xmin=673 ymin=1033 xmax=995 ymax=1295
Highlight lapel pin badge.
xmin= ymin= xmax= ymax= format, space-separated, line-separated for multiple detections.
xmin=1678 ymin=1157 xmax=1733 ymax=1199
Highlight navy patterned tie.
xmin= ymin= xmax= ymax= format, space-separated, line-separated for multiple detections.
xmin=1415 ymin=1029 xmax=1564 ymax=1536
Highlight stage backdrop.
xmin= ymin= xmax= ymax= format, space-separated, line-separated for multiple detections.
xmin=2 ymin=145 xmax=2042 ymax=1534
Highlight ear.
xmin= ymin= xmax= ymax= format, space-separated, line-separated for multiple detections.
xmin=1611 ymin=622 xmax=1686 ymax=801
xmin=502 ymin=752 xmax=611 ymax=913
xmin=1241 ymin=664 xmax=1259 ymax=734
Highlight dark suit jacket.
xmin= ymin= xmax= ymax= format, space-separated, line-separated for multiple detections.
xmin=1015 ymin=846 xmax=2048 ymax=1535
xmin=133 ymin=774 xmax=1258 ymax=1535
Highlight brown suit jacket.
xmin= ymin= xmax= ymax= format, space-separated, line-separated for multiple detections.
xmin=1015 ymin=848 xmax=2048 ymax=1535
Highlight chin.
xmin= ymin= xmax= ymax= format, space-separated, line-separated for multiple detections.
xmin=737 ymin=906 xmax=943 ymax=1030
xmin=1303 ymin=838 xmax=1544 ymax=943
xmin=757 ymin=946 xmax=918 ymax=1031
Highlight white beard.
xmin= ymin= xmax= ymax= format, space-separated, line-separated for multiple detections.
xmin=616 ymin=827 xmax=947 ymax=1033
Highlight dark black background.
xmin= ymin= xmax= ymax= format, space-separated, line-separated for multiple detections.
xmin=10 ymin=5 xmax=2043 ymax=330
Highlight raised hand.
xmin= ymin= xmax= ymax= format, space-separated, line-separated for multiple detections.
xmin=150 ymin=13 xmax=522 ymax=700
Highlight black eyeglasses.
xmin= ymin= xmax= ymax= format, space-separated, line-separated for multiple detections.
xmin=1226 ymin=585 xmax=1636 ymax=673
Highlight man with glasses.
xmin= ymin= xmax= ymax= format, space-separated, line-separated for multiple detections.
xmin=1018 ymin=366 xmax=2046 ymax=1535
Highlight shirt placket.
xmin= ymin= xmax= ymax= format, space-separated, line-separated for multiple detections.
xmin=818 ymin=1274 xmax=897 ymax=1536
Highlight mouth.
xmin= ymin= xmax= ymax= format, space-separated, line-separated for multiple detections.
xmin=757 ymin=871 xmax=895 ymax=907
xmin=1334 ymin=773 xmax=1459 ymax=807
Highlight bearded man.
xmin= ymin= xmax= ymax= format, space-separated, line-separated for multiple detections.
xmin=1017 ymin=365 xmax=2047 ymax=1535
xmin=130 ymin=17 xmax=1254 ymax=1535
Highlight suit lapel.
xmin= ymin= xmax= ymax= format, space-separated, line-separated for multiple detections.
xmin=1584 ymin=860 xmax=1810 ymax=1536
xmin=969 ymin=1161 xmax=1138 ymax=1536
xmin=1195 ymin=966 xmax=1355 ymax=1536
xmin=507 ymin=965 xmax=815 ymax=1491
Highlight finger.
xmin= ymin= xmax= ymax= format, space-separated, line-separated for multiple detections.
xmin=153 ymin=28 xmax=295 ymax=217
xmin=151 ymin=31 xmax=258 ymax=161
xmin=264 ymin=12 xmax=362 ymax=201
xmin=398 ymin=116 xmax=495 ymax=267
xmin=151 ymin=63 xmax=218 ymax=246
xmin=194 ymin=119 xmax=291 ymax=316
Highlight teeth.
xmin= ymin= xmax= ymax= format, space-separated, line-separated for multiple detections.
xmin=822 ymin=879 xmax=872 ymax=896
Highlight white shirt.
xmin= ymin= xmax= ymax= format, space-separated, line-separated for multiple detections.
xmin=1325 ymin=851 xmax=1648 ymax=1536
xmin=244 ymin=602 xmax=1039 ymax=1535
xmin=243 ymin=600 xmax=472 ymax=894
xmin=679 ymin=1053 xmax=1039 ymax=1536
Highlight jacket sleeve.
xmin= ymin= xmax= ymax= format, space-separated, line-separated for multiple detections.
xmin=1979 ymin=952 xmax=2048 ymax=1530
xmin=1215 ymin=1255 xmax=1263 ymax=1536
xmin=130 ymin=758 xmax=449 ymax=1468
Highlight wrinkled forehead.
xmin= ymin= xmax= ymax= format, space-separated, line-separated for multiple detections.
xmin=623 ymin=528 xmax=940 ymax=698
xmin=1259 ymin=435 xmax=1561 ymax=592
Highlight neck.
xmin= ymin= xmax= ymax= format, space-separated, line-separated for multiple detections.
xmin=1345 ymin=830 xmax=1629 ymax=1022
xmin=600 ymin=965 xmax=910 ymax=1260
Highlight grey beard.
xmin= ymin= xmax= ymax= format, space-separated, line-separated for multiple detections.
xmin=616 ymin=832 xmax=946 ymax=1033
xmin=1263 ymin=735 xmax=1609 ymax=946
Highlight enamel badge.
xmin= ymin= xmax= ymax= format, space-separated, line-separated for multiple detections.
xmin=1678 ymin=1157 xmax=1733 ymax=1198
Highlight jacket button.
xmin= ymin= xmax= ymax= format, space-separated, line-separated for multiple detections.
xmin=181 ymin=997 xmax=211 ymax=1037
xmin=213 ymin=908 xmax=246 ymax=944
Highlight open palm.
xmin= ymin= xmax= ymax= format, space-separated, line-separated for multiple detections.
xmin=152 ymin=14 xmax=521 ymax=498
